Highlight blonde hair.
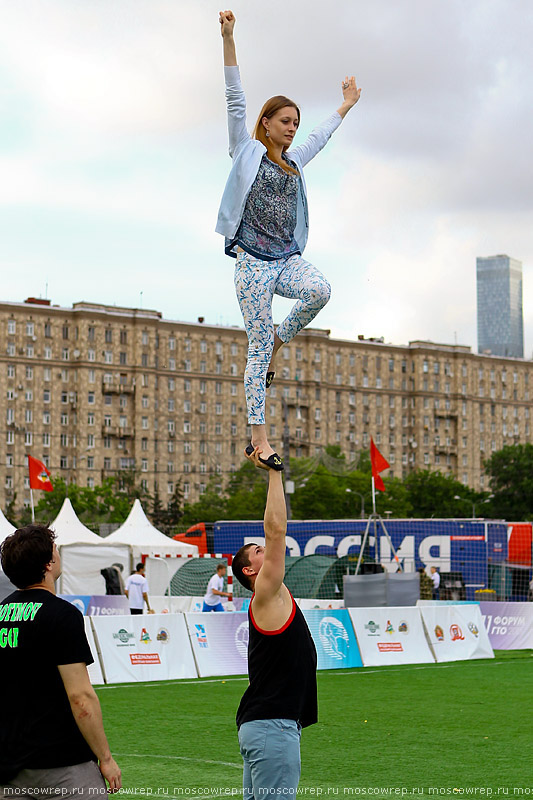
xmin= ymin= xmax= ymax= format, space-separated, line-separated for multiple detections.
xmin=253 ymin=96 xmax=300 ymax=176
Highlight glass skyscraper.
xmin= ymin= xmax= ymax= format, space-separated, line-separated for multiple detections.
xmin=477 ymin=254 xmax=524 ymax=358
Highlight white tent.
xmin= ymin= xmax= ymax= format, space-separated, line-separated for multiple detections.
xmin=59 ymin=543 xmax=131 ymax=595
xmin=0 ymin=508 xmax=17 ymax=597
xmin=51 ymin=498 xmax=102 ymax=545
xmin=0 ymin=507 xmax=16 ymax=544
xmin=51 ymin=499 xmax=131 ymax=596
xmin=105 ymin=499 xmax=198 ymax=560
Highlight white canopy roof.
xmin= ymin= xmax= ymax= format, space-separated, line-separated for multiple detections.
xmin=105 ymin=499 xmax=198 ymax=558
xmin=0 ymin=507 xmax=16 ymax=545
xmin=51 ymin=498 xmax=103 ymax=546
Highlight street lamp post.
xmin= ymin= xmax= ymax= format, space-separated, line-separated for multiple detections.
xmin=346 ymin=488 xmax=365 ymax=519
xmin=454 ymin=494 xmax=493 ymax=519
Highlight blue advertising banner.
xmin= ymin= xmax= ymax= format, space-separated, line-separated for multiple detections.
xmin=303 ymin=609 xmax=363 ymax=670
xmin=59 ymin=595 xmax=91 ymax=614
xmin=214 ymin=520 xmax=491 ymax=600
xmin=60 ymin=595 xmax=129 ymax=615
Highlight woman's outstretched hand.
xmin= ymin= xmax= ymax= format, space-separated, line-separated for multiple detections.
xmin=219 ymin=9 xmax=236 ymax=38
xmin=341 ymin=76 xmax=362 ymax=107
xmin=337 ymin=75 xmax=361 ymax=119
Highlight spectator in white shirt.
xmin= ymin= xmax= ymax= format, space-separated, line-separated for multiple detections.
xmin=430 ymin=566 xmax=441 ymax=600
xmin=125 ymin=563 xmax=152 ymax=615
xmin=203 ymin=564 xmax=231 ymax=612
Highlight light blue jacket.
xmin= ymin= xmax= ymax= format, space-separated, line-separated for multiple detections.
xmin=216 ymin=65 xmax=342 ymax=255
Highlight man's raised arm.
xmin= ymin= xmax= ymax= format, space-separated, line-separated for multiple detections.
xmin=245 ymin=448 xmax=288 ymax=603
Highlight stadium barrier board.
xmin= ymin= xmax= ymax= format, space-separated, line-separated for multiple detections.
xmin=60 ymin=594 xmax=130 ymax=615
xmin=302 ymin=609 xmax=363 ymax=669
xmin=480 ymin=601 xmax=533 ymax=649
xmin=348 ymin=606 xmax=434 ymax=666
xmin=186 ymin=608 xmax=366 ymax=678
xmin=419 ymin=603 xmax=494 ymax=662
xmin=91 ymin=613 xmax=197 ymax=683
xmin=84 ymin=617 xmax=105 ymax=685
xmin=185 ymin=611 xmax=249 ymax=678
xmin=298 ymin=599 xmax=344 ymax=610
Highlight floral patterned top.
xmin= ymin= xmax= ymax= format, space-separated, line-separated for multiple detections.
xmin=225 ymin=154 xmax=302 ymax=261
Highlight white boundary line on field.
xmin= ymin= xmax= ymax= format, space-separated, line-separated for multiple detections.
xmin=326 ymin=659 xmax=510 ymax=677
xmin=96 ymin=658 xmax=510 ymax=691
xmin=96 ymin=676 xmax=248 ymax=690
xmin=114 ymin=752 xmax=241 ymax=769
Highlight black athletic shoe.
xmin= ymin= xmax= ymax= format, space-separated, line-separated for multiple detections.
xmin=245 ymin=443 xmax=284 ymax=471
xmin=266 ymin=371 xmax=275 ymax=388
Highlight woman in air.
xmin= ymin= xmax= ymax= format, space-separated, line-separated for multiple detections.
xmin=216 ymin=9 xmax=361 ymax=470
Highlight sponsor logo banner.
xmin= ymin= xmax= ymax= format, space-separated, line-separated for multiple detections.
xmin=419 ymin=604 xmax=494 ymax=663
xmin=186 ymin=608 xmax=363 ymax=677
xmin=377 ymin=642 xmax=403 ymax=653
xmin=60 ymin=595 xmax=129 ymax=616
xmin=480 ymin=602 xmax=533 ymax=649
xmin=92 ymin=614 xmax=197 ymax=683
xmin=130 ymin=653 xmax=161 ymax=665
xmin=185 ymin=612 xmax=249 ymax=677
xmin=303 ymin=609 xmax=363 ymax=670
xmin=349 ymin=606 xmax=434 ymax=667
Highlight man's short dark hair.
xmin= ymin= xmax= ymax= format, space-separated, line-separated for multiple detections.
xmin=136 ymin=562 xmax=144 ymax=572
xmin=233 ymin=543 xmax=255 ymax=591
xmin=216 ymin=563 xmax=226 ymax=572
xmin=1 ymin=525 xmax=56 ymax=589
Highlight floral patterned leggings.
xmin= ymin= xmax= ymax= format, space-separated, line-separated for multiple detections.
xmin=234 ymin=250 xmax=331 ymax=425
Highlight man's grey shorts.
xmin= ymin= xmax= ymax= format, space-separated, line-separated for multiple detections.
xmin=1 ymin=760 xmax=106 ymax=799
xmin=238 ymin=718 xmax=302 ymax=800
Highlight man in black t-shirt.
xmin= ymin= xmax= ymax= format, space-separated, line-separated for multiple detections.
xmin=232 ymin=448 xmax=317 ymax=800
xmin=0 ymin=524 xmax=121 ymax=796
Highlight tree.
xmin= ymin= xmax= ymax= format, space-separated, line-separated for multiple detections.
xmin=4 ymin=493 xmax=18 ymax=527
xmin=290 ymin=465 xmax=345 ymax=519
xmin=484 ymin=443 xmax=533 ymax=521
xmin=20 ymin=472 xmax=152 ymax=531
xmin=181 ymin=479 xmax=228 ymax=527
xmin=150 ymin=490 xmax=167 ymax=532
xmin=166 ymin=481 xmax=184 ymax=533
xmin=404 ymin=470 xmax=484 ymax=518
xmin=373 ymin=477 xmax=413 ymax=518
xmin=17 ymin=477 xmax=71 ymax=527
xmin=290 ymin=460 xmax=413 ymax=520
xmin=224 ymin=460 xmax=268 ymax=520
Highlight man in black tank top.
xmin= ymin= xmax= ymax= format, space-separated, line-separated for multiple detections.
xmin=232 ymin=447 xmax=317 ymax=800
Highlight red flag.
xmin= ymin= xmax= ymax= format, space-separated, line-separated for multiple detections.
xmin=28 ymin=455 xmax=53 ymax=492
xmin=370 ymin=438 xmax=389 ymax=492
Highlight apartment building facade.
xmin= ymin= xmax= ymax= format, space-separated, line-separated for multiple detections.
xmin=1 ymin=297 xmax=532 ymax=512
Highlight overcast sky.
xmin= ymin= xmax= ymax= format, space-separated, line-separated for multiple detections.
xmin=1 ymin=0 xmax=531 ymax=356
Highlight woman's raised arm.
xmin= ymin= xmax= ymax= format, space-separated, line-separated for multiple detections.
xmin=219 ymin=9 xmax=237 ymax=66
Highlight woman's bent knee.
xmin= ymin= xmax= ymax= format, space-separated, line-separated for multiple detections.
xmin=308 ymin=280 xmax=331 ymax=309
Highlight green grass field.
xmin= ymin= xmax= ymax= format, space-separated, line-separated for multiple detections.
xmin=97 ymin=651 xmax=533 ymax=797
